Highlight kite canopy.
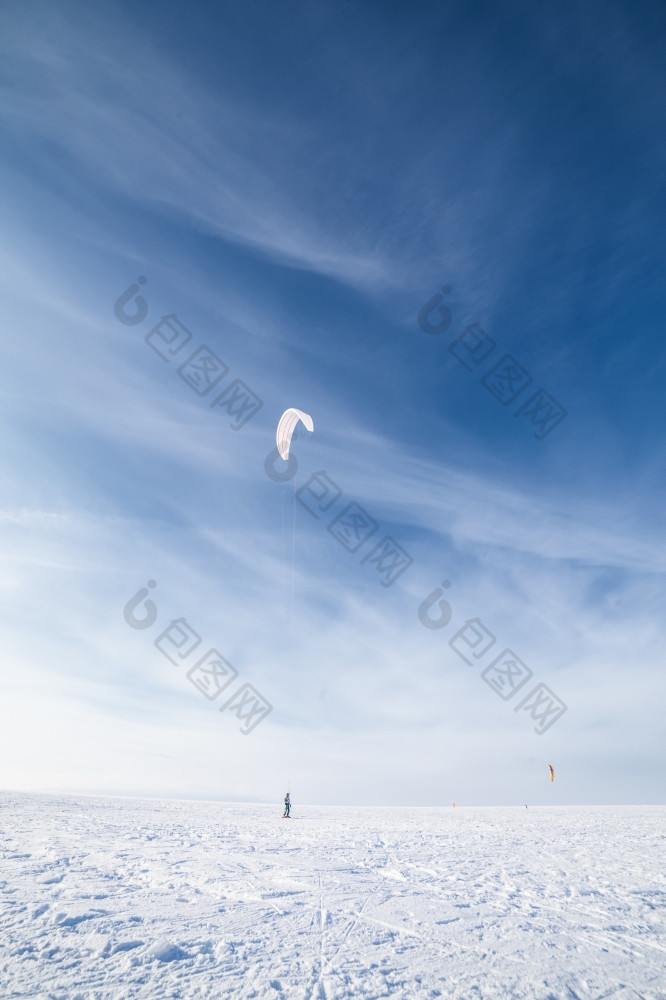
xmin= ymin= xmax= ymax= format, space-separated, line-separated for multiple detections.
xmin=276 ymin=408 xmax=314 ymax=460
xmin=548 ymin=764 xmax=555 ymax=782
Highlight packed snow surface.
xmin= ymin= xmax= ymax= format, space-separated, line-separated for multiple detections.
xmin=1 ymin=795 xmax=664 ymax=999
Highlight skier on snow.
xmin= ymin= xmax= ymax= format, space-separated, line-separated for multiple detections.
xmin=283 ymin=792 xmax=291 ymax=818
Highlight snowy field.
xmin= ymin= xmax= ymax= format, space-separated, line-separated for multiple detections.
xmin=1 ymin=795 xmax=664 ymax=1000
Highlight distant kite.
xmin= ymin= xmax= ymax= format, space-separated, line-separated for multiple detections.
xmin=276 ymin=408 xmax=314 ymax=460
xmin=548 ymin=764 xmax=555 ymax=782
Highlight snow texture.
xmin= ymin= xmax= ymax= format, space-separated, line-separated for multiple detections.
xmin=1 ymin=795 xmax=664 ymax=999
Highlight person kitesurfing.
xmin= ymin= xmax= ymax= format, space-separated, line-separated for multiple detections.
xmin=283 ymin=792 xmax=291 ymax=818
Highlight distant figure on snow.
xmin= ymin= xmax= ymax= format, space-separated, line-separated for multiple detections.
xmin=283 ymin=792 xmax=291 ymax=818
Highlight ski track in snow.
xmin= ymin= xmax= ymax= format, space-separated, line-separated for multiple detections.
xmin=0 ymin=796 xmax=664 ymax=999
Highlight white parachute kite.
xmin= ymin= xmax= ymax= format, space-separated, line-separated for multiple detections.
xmin=276 ymin=408 xmax=314 ymax=460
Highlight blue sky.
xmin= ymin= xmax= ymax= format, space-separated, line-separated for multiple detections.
xmin=1 ymin=0 xmax=665 ymax=806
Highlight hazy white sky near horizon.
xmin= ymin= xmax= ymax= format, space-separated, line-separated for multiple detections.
xmin=1 ymin=0 xmax=665 ymax=805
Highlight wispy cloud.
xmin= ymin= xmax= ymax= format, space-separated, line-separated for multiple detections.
xmin=2 ymin=0 xmax=664 ymax=803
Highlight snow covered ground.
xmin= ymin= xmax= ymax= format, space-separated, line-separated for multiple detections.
xmin=1 ymin=795 xmax=664 ymax=999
